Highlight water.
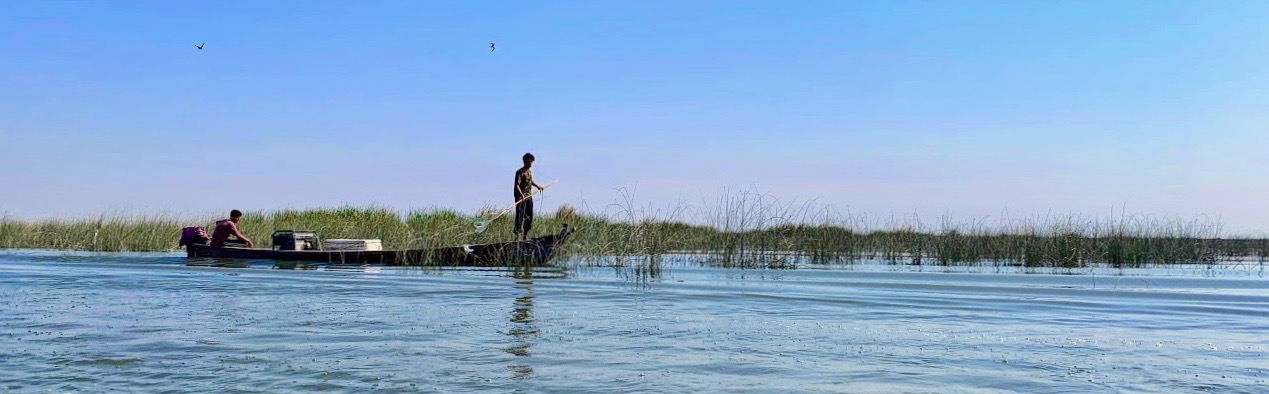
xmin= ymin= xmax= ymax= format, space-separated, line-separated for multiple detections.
xmin=1 ymin=252 xmax=1266 ymax=393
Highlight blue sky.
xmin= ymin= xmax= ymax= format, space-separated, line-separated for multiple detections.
xmin=2 ymin=1 xmax=1266 ymax=233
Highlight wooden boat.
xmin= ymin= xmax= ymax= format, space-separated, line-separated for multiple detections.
xmin=186 ymin=225 xmax=574 ymax=268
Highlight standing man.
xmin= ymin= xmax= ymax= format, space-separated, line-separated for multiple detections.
xmin=210 ymin=209 xmax=254 ymax=248
xmin=514 ymin=152 xmax=545 ymax=241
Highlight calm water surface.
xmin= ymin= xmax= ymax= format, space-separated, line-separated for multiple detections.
xmin=1 ymin=252 xmax=1265 ymax=393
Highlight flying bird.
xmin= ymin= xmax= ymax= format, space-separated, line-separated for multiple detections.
xmin=194 ymin=43 xmax=205 ymax=50
xmin=490 ymin=42 xmax=495 ymax=52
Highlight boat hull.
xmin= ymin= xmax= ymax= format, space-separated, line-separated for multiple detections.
xmin=186 ymin=226 xmax=573 ymax=267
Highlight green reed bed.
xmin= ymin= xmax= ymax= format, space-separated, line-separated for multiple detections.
xmin=0 ymin=213 xmax=187 ymax=252
xmin=1 ymin=194 xmax=1265 ymax=268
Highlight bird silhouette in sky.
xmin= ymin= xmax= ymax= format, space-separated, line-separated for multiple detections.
xmin=194 ymin=43 xmax=205 ymax=50
xmin=490 ymin=43 xmax=495 ymax=52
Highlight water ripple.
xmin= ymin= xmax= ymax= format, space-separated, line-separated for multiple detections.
xmin=0 ymin=251 xmax=1265 ymax=393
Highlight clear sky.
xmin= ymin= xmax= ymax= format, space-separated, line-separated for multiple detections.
xmin=2 ymin=1 xmax=1266 ymax=234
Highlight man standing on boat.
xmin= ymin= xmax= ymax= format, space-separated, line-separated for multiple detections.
xmin=514 ymin=153 xmax=545 ymax=241
xmin=210 ymin=209 xmax=254 ymax=248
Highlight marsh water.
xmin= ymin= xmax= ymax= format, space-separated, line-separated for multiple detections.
xmin=1 ymin=252 xmax=1265 ymax=393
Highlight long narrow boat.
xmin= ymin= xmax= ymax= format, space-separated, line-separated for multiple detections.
xmin=186 ymin=225 xmax=574 ymax=267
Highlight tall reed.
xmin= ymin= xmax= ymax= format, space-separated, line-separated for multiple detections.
xmin=1 ymin=192 xmax=1263 ymax=269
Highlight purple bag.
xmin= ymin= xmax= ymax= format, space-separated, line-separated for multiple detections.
xmin=179 ymin=226 xmax=209 ymax=247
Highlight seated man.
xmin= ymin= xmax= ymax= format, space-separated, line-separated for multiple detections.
xmin=210 ymin=209 xmax=254 ymax=248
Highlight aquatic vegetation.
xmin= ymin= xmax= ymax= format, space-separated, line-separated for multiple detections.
xmin=0 ymin=213 xmax=186 ymax=252
xmin=1 ymin=191 xmax=1264 ymax=268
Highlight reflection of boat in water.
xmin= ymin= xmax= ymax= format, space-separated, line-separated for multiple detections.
xmin=185 ymin=226 xmax=573 ymax=267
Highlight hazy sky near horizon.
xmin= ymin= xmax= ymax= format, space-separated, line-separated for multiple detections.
xmin=2 ymin=1 xmax=1266 ymax=233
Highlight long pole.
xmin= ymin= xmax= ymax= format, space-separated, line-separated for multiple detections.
xmin=474 ymin=180 xmax=557 ymax=234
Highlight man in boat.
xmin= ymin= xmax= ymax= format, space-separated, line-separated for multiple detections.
xmin=210 ymin=209 xmax=254 ymax=248
xmin=514 ymin=152 xmax=545 ymax=241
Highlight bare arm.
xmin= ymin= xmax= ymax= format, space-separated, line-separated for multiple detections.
xmin=230 ymin=223 xmax=254 ymax=247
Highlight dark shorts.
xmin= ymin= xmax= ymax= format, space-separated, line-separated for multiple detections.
xmin=514 ymin=198 xmax=533 ymax=233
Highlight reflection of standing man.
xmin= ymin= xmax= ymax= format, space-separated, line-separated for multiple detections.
xmin=506 ymin=267 xmax=536 ymax=380
xmin=514 ymin=152 xmax=545 ymax=241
